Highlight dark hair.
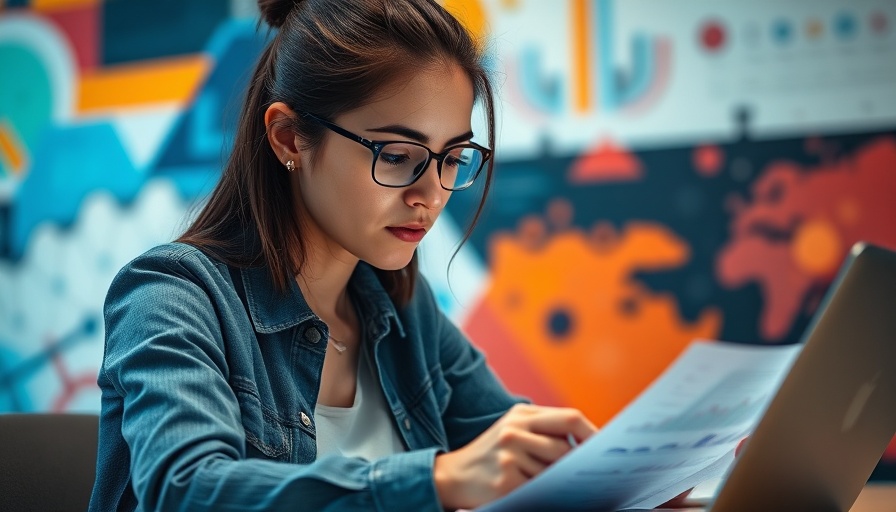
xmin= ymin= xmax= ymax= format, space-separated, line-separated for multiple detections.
xmin=177 ymin=0 xmax=496 ymax=306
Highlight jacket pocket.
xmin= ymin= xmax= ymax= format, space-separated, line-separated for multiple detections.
xmin=404 ymin=365 xmax=451 ymax=449
xmin=232 ymin=377 xmax=291 ymax=460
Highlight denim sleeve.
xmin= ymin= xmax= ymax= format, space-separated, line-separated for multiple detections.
xmin=418 ymin=277 xmax=529 ymax=451
xmin=100 ymin=252 xmax=443 ymax=512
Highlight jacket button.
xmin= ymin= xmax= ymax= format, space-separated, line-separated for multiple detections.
xmin=404 ymin=418 xmax=411 ymax=430
xmin=301 ymin=412 xmax=312 ymax=427
xmin=304 ymin=327 xmax=321 ymax=343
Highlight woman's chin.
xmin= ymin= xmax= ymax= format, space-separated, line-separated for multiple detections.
xmin=364 ymin=250 xmax=416 ymax=272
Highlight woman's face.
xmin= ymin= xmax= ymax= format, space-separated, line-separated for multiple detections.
xmin=292 ymin=63 xmax=477 ymax=271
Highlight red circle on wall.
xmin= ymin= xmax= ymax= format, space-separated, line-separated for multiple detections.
xmin=870 ymin=11 xmax=889 ymax=35
xmin=694 ymin=144 xmax=724 ymax=177
xmin=700 ymin=20 xmax=727 ymax=52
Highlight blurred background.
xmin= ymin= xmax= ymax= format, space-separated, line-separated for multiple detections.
xmin=0 ymin=0 xmax=894 ymax=478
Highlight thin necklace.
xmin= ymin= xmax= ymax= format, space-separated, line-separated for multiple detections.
xmin=328 ymin=333 xmax=348 ymax=354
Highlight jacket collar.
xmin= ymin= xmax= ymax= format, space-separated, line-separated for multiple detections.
xmin=348 ymin=262 xmax=406 ymax=340
xmin=239 ymin=262 xmax=405 ymax=338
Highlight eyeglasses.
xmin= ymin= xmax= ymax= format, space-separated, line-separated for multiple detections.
xmin=300 ymin=112 xmax=491 ymax=191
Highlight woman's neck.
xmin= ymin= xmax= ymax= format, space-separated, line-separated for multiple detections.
xmin=298 ymin=239 xmax=364 ymax=409
xmin=295 ymin=241 xmax=359 ymax=324
xmin=290 ymin=196 xmax=361 ymax=324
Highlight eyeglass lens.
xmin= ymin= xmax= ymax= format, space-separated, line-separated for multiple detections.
xmin=375 ymin=143 xmax=485 ymax=190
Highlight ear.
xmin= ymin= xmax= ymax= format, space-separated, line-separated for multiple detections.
xmin=265 ymin=102 xmax=301 ymax=169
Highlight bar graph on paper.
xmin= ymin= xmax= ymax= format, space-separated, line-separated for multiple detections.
xmin=628 ymin=370 xmax=776 ymax=432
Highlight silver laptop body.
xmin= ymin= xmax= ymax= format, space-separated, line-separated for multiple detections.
xmin=697 ymin=242 xmax=896 ymax=512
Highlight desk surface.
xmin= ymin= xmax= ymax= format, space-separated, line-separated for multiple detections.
xmin=850 ymin=484 xmax=896 ymax=512
xmin=684 ymin=479 xmax=895 ymax=511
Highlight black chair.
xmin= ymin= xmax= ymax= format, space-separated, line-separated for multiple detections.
xmin=0 ymin=413 xmax=99 ymax=512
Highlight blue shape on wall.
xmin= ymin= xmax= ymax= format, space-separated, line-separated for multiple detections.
xmin=519 ymin=46 xmax=565 ymax=115
xmin=834 ymin=11 xmax=858 ymax=40
xmin=102 ymin=0 xmax=229 ymax=64
xmin=0 ymin=316 xmax=98 ymax=413
xmin=0 ymin=345 xmax=33 ymax=412
xmin=772 ymin=18 xmax=795 ymax=45
xmin=0 ymin=202 xmax=10 ymax=259
xmin=0 ymin=43 xmax=54 ymax=177
xmin=594 ymin=0 xmax=663 ymax=111
xmin=11 ymin=122 xmax=141 ymax=258
xmin=152 ymin=20 xmax=272 ymax=200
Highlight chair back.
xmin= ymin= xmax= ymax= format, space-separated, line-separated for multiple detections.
xmin=0 ymin=413 xmax=99 ymax=512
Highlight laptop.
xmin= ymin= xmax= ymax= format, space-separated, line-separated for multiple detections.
xmin=650 ymin=241 xmax=896 ymax=512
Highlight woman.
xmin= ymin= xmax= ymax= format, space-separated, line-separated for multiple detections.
xmin=89 ymin=0 xmax=596 ymax=510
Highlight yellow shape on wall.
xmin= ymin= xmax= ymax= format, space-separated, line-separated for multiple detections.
xmin=792 ymin=219 xmax=842 ymax=276
xmin=31 ymin=0 xmax=99 ymax=12
xmin=0 ymin=119 xmax=28 ymax=175
xmin=571 ymin=0 xmax=592 ymax=113
xmin=443 ymin=0 xmax=488 ymax=41
xmin=77 ymin=54 xmax=211 ymax=114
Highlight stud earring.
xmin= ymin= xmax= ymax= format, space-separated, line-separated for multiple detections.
xmin=286 ymin=160 xmax=296 ymax=172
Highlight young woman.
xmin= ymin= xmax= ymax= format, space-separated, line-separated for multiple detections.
xmin=89 ymin=1 xmax=596 ymax=510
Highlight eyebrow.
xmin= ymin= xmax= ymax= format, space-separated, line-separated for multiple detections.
xmin=367 ymin=124 xmax=475 ymax=147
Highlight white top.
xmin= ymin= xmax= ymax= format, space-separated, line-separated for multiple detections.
xmin=314 ymin=344 xmax=406 ymax=461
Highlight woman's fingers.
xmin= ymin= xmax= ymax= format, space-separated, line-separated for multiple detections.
xmin=512 ymin=406 xmax=598 ymax=444
xmin=433 ymin=405 xmax=597 ymax=510
xmin=502 ymin=427 xmax=574 ymax=465
xmin=512 ymin=449 xmax=550 ymax=479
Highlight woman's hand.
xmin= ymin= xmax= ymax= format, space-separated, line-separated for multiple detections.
xmin=432 ymin=403 xmax=598 ymax=510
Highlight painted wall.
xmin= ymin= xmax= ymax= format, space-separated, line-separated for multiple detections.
xmin=1 ymin=0 xmax=894 ymax=478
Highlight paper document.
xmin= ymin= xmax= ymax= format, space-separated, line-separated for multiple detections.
xmin=476 ymin=340 xmax=802 ymax=512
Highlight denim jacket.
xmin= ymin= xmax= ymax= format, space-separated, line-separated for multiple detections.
xmin=89 ymin=243 xmax=522 ymax=511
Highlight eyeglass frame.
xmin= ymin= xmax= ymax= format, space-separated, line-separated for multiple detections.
xmin=299 ymin=111 xmax=492 ymax=191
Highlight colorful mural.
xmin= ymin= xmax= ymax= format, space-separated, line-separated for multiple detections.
xmin=718 ymin=136 xmax=896 ymax=341
xmin=466 ymin=211 xmax=722 ymax=424
xmin=1 ymin=0 xmax=895 ymax=479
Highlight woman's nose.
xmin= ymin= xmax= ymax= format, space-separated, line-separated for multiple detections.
xmin=404 ymin=158 xmax=445 ymax=209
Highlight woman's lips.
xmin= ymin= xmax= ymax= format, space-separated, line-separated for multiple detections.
xmin=387 ymin=226 xmax=426 ymax=242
